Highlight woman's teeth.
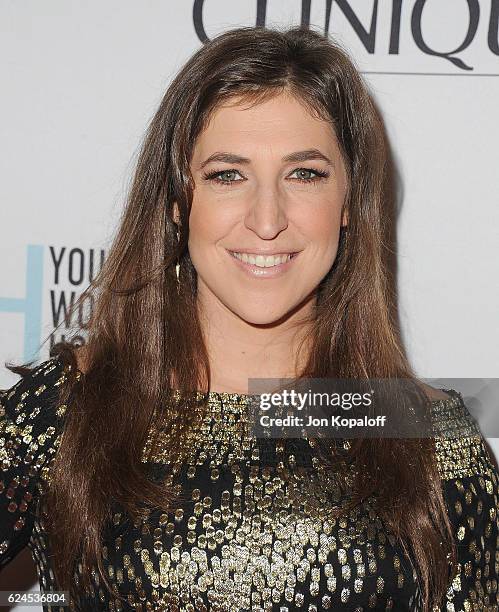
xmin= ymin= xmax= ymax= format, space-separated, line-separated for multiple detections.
xmin=230 ymin=251 xmax=294 ymax=268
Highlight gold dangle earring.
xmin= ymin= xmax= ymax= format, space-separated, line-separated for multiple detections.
xmin=175 ymin=226 xmax=180 ymax=293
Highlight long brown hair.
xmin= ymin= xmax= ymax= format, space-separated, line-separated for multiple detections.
xmin=7 ymin=25 xmax=456 ymax=610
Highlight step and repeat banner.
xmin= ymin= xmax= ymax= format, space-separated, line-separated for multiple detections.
xmin=1 ymin=1 xmax=498 ymax=608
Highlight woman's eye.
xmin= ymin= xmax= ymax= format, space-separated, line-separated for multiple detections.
xmin=203 ymin=169 xmax=243 ymax=186
xmin=289 ymin=168 xmax=329 ymax=183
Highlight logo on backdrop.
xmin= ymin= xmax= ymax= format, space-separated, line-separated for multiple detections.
xmin=0 ymin=245 xmax=106 ymax=361
xmin=193 ymin=0 xmax=499 ymax=73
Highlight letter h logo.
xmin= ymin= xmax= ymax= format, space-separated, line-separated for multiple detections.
xmin=0 ymin=245 xmax=44 ymax=362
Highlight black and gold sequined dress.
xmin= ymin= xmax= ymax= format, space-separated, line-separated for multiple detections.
xmin=1 ymin=357 xmax=498 ymax=611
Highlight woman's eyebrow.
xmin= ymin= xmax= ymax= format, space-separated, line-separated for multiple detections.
xmin=198 ymin=148 xmax=334 ymax=170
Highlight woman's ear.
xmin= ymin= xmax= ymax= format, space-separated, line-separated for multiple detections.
xmin=341 ymin=208 xmax=348 ymax=227
xmin=173 ymin=202 xmax=180 ymax=225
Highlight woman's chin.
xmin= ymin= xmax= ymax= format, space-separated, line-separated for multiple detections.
xmin=226 ymin=302 xmax=302 ymax=327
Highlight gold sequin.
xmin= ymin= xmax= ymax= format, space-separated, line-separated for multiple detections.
xmin=1 ymin=359 xmax=498 ymax=611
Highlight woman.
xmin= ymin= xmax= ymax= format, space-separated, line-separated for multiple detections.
xmin=1 ymin=25 xmax=498 ymax=612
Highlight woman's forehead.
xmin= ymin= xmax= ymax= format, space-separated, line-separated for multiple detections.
xmin=191 ymin=93 xmax=340 ymax=162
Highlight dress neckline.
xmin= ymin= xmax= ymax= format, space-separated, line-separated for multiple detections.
xmin=61 ymin=357 xmax=463 ymax=407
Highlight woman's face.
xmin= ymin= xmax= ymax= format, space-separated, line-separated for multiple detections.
xmin=186 ymin=91 xmax=348 ymax=325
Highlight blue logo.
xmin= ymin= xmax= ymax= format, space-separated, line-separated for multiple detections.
xmin=0 ymin=244 xmax=44 ymax=362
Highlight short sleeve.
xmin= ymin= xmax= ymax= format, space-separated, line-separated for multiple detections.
xmin=0 ymin=357 xmax=72 ymax=569
xmin=431 ymin=390 xmax=499 ymax=610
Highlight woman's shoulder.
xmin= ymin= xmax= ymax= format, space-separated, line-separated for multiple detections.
xmin=0 ymin=355 xmax=80 ymax=431
xmin=423 ymin=384 xmax=498 ymax=481
xmin=418 ymin=381 xmax=453 ymax=402
xmin=0 ymin=355 xmax=80 ymax=568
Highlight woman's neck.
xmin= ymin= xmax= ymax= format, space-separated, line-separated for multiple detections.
xmin=197 ymin=295 xmax=315 ymax=395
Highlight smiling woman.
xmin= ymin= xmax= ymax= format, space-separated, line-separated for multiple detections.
xmin=183 ymin=91 xmax=348 ymax=367
xmin=1 ymin=24 xmax=498 ymax=612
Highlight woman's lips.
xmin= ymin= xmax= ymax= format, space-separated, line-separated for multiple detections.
xmin=226 ymin=249 xmax=300 ymax=278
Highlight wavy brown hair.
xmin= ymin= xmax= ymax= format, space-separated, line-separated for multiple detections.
xmin=7 ymin=25 xmax=457 ymax=610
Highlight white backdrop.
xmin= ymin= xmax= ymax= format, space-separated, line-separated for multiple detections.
xmin=1 ymin=1 xmax=498 ymax=608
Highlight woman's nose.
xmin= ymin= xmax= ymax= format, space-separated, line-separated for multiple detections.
xmin=243 ymin=187 xmax=289 ymax=239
